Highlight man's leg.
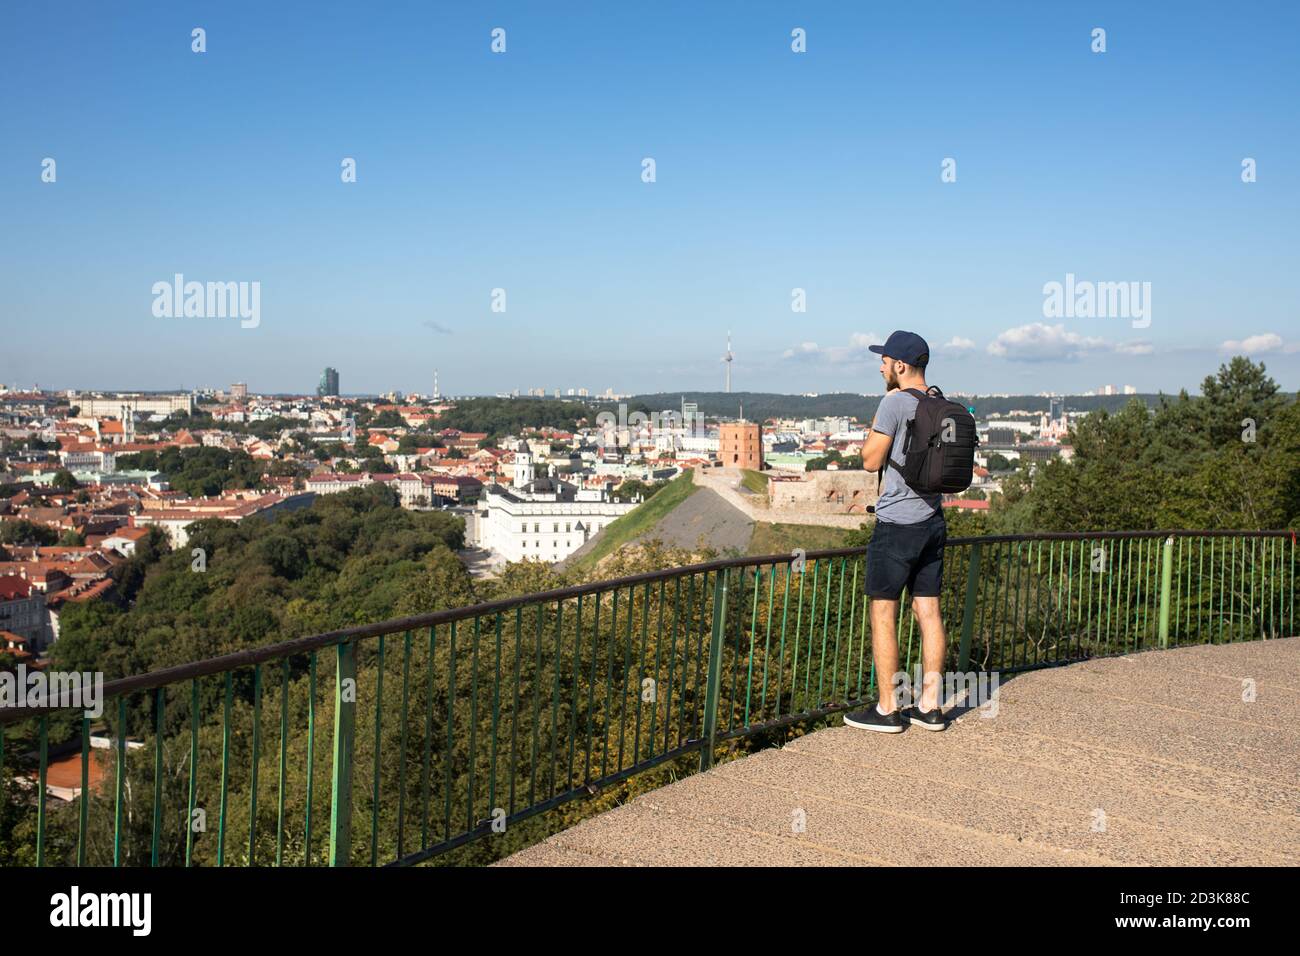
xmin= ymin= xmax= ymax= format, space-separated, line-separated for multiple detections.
xmin=911 ymin=595 xmax=947 ymax=712
xmin=870 ymin=598 xmax=900 ymax=713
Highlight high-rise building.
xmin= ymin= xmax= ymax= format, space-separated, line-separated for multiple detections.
xmin=682 ymin=399 xmax=699 ymax=432
xmin=231 ymin=382 xmax=248 ymax=400
xmin=318 ymin=367 xmax=339 ymax=397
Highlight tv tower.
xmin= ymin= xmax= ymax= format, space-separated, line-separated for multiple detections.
xmin=433 ymin=369 xmax=440 ymax=400
xmin=722 ymin=331 xmax=734 ymax=393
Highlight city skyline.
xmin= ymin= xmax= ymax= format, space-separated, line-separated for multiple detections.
xmin=3 ymin=2 xmax=1298 ymax=396
xmin=0 ymin=375 xmax=1175 ymax=401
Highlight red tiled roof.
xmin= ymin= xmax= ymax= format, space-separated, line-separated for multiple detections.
xmin=64 ymin=578 xmax=114 ymax=602
xmin=432 ymin=475 xmax=482 ymax=487
xmin=113 ymin=442 xmax=169 ymax=454
xmin=0 ymin=575 xmax=33 ymax=600
xmin=39 ymin=748 xmax=110 ymax=794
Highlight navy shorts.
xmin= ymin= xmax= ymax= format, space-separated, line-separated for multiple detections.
xmin=865 ymin=512 xmax=946 ymax=599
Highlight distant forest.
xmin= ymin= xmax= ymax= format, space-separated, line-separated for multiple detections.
xmin=599 ymin=391 xmax=1166 ymax=423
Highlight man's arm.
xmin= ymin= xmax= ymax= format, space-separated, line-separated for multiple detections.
xmin=862 ymin=393 xmax=900 ymax=472
xmin=862 ymin=429 xmax=892 ymax=472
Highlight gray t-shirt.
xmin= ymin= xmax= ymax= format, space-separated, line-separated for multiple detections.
xmin=871 ymin=390 xmax=942 ymax=524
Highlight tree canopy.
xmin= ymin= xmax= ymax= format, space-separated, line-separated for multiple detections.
xmin=987 ymin=358 xmax=1298 ymax=533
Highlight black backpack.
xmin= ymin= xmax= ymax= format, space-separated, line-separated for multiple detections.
xmin=885 ymin=386 xmax=979 ymax=495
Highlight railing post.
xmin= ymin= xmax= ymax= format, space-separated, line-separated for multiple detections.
xmin=329 ymin=639 xmax=357 ymax=866
xmin=700 ymin=570 xmax=729 ymax=772
xmin=36 ymin=717 xmax=48 ymax=867
xmin=957 ymin=543 xmax=982 ymax=672
xmin=1158 ymin=536 xmax=1174 ymax=649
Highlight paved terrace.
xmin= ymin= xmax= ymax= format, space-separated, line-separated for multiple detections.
xmin=500 ymin=638 xmax=1300 ymax=866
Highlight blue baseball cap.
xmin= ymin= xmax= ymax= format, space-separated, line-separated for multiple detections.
xmin=868 ymin=330 xmax=930 ymax=366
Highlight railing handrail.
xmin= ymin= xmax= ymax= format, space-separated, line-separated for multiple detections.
xmin=945 ymin=529 xmax=1294 ymax=545
xmin=1 ymin=527 xmax=1293 ymax=725
xmin=4 ymin=527 xmax=1293 ymax=868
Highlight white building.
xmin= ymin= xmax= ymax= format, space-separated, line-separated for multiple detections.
xmin=132 ymin=493 xmax=314 ymax=547
xmin=983 ymin=419 xmax=1038 ymax=435
xmin=472 ymin=453 xmax=638 ymax=563
xmin=677 ymin=434 xmax=719 ymax=453
xmin=373 ymin=473 xmax=435 ymax=508
xmin=59 ymin=448 xmax=115 ymax=472
xmin=75 ymin=393 xmax=194 ymax=417
xmin=304 ymin=473 xmax=377 ymax=495
xmin=306 ymin=471 xmax=463 ymax=509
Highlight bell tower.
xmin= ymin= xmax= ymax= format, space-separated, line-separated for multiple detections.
xmin=513 ymin=452 xmax=534 ymax=487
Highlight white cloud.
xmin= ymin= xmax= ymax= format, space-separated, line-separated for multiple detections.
xmin=944 ymin=336 xmax=976 ymax=352
xmin=985 ymin=323 xmax=1156 ymax=362
xmin=1220 ymin=333 xmax=1284 ymax=354
xmin=782 ymin=332 xmax=880 ymax=365
xmin=1115 ymin=341 xmax=1154 ymax=356
xmin=781 ymin=341 xmax=822 ymax=359
xmin=986 ymin=323 xmax=1108 ymax=362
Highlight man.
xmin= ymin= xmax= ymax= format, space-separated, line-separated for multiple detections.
xmin=843 ymin=330 xmax=949 ymax=733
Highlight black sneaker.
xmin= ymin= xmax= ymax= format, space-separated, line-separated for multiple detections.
xmin=902 ymin=705 xmax=947 ymax=732
xmin=843 ymin=705 xmax=904 ymax=733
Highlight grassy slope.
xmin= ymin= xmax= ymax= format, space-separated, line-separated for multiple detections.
xmin=747 ymin=521 xmax=860 ymax=556
xmin=566 ymin=470 xmax=699 ymax=575
xmin=740 ymin=469 xmax=769 ymax=495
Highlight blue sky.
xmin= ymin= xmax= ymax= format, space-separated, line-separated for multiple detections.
xmin=2 ymin=1 xmax=1297 ymax=397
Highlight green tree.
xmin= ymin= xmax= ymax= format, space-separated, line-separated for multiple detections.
xmin=611 ymin=479 xmax=662 ymax=503
xmin=51 ymin=469 xmax=79 ymax=491
xmin=0 ymin=520 xmax=58 ymax=546
xmin=370 ymin=410 xmax=406 ymax=429
xmin=988 ymin=358 xmax=1299 ymax=533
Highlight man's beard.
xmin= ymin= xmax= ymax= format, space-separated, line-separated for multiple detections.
xmin=883 ymin=366 xmax=899 ymax=390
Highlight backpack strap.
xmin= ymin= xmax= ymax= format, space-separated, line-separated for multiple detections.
xmin=882 ymin=390 xmax=925 ymax=476
xmin=876 ymin=386 xmax=939 ymax=485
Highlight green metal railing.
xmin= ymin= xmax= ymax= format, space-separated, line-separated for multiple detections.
xmin=1 ymin=529 xmax=1293 ymax=867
